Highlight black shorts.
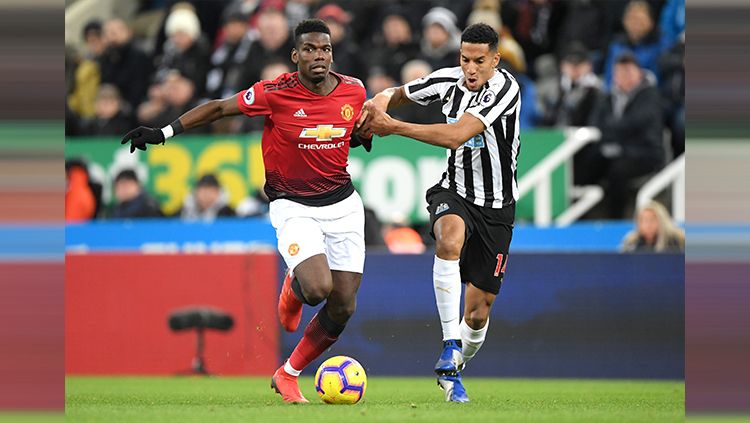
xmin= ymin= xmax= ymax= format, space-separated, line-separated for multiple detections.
xmin=426 ymin=185 xmax=514 ymax=295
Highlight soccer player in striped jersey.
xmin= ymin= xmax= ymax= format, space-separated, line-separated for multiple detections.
xmin=358 ymin=23 xmax=520 ymax=402
xmin=121 ymin=19 xmax=373 ymax=404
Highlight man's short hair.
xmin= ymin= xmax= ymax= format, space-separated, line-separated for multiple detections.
xmin=196 ymin=174 xmax=220 ymax=188
xmin=461 ymin=23 xmax=499 ymax=52
xmin=294 ymin=19 xmax=330 ymax=47
xmin=115 ymin=169 xmax=139 ymax=184
xmin=615 ymin=51 xmax=640 ymax=67
xmin=83 ymin=20 xmax=102 ymax=39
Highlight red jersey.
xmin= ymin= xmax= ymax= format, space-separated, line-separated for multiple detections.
xmin=237 ymin=71 xmax=366 ymax=205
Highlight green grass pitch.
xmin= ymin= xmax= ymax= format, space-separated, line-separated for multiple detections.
xmin=66 ymin=376 xmax=684 ymax=423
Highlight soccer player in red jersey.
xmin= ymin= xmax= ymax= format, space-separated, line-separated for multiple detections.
xmin=121 ymin=19 xmax=372 ymax=404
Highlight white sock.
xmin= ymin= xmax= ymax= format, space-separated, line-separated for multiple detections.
xmin=460 ymin=318 xmax=489 ymax=366
xmin=433 ymin=256 xmax=462 ymax=341
xmin=283 ymin=360 xmax=301 ymax=376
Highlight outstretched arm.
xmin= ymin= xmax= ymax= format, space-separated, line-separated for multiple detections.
xmin=355 ymin=86 xmax=413 ymax=132
xmin=175 ymin=94 xmax=242 ymax=130
xmin=369 ymin=86 xmax=412 ymax=111
xmin=361 ymin=108 xmax=485 ymax=150
xmin=121 ymin=94 xmax=242 ymax=153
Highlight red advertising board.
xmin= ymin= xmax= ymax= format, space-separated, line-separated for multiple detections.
xmin=0 ymin=262 xmax=64 ymax=409
xmin=65 ymin=253 xmax=279 ymax=375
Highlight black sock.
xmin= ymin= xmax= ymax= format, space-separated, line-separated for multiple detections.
xmin=318 ymin=305 xmax=346 ymax=337
xmin=290 ymin=277 xmax=312 ymax=305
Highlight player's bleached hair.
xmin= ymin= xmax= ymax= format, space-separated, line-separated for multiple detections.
xmin=461 ymin=23 xmax=499 ymax=51
xmin=294 ymin=19 xmax=330 ymax=47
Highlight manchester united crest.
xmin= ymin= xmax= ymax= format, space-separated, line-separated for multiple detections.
xmin=341 ymin=104 xmax=354 ymax=121
xmin=288 ymin=243 xmax=300 ymax=256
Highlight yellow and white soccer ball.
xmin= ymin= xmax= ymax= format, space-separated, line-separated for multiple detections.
xmin=314 ymin=356 xmax=367 ymax=404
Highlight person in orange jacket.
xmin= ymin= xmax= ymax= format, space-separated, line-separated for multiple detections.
xmin=65 ymin=160 xmax=96 ymax=222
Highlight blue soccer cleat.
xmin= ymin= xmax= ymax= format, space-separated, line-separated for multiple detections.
xmin=434 ymin=339 xmax=464 ymax=375
xmin=437 ymin=373 xmax=470 ymax=403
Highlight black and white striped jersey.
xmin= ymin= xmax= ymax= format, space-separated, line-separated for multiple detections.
xmin=404 ymin=66 xmax=521 ymax=209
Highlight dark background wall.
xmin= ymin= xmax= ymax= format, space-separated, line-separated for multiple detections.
xmin=283 ymin=252 xmax=685 ymax=379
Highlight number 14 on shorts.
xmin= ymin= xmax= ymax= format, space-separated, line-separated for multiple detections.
xmin=494 ymin=253 xmax=508 ymax=277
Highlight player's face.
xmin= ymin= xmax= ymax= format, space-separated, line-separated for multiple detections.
xmin=292 ymin=33 xmax=333 ymax=84
xmin=460 ymin=42 xmax=500 ymax=91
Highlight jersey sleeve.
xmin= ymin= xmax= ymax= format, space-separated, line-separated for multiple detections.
xmin=236 ymin=81 xmax=272 ymax=116
xmin=465 ymin=73 xmax=521 ymax=129
xmin=403 ymin=68 xmax=460 ymax=106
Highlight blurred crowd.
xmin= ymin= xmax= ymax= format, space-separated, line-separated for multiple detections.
xmin=65 ymin=0 xmax=685 ymax=231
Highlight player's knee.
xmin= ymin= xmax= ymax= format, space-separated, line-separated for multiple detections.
xmin=465 ymin=306 xmax=490 ymax=329
xmin=435 ymin=237 xmax=463 ymax=260
xmin=303 ymin=279 xmax=333 ymax=306
xmin=464 ymin=313 xmax=489 ymax=330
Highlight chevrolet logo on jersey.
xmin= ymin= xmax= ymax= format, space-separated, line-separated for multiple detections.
xmin=299 ymin=125 xmax=347 ymax=141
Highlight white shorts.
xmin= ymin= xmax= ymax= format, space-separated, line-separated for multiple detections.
xmin=269 ymin=191 xmax=365 ymax=274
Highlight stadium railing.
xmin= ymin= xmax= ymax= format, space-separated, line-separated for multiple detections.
xmin=636 ymin=153 xmax=685 ymax=223
xmin=517 ymin=126 xmax=602 ymax=227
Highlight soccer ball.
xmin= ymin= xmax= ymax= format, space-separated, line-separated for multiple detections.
xmin=314 ymin=356 xmax=367 ymax=404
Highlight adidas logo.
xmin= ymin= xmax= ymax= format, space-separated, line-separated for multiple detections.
xmin=293 ymin=108 xmax=307 ymax=118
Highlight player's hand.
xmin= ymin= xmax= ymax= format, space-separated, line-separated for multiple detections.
xmin=120 ymin=126 xmax=165 ymax=153
xmin=350 ymin=131 xmax=373 ymax=152
xmin=360 ymin=107 xmax=394 ymax=137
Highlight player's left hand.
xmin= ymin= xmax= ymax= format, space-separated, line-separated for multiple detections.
xmin=350 ymin=131 xmax=373 ymax=152
xmin=120 ymin=126 xmax=165 ymax=153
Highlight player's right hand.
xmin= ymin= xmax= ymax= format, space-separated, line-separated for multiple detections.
xmin=121 ymin=126 xmax=165 ymax=153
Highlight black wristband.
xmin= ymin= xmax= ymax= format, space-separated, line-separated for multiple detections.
xmin=170 ymin=119 xmax=184 ymax=136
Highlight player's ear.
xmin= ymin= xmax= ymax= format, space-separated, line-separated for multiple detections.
xmin=492 ymin=48 xmax=500 ymax=68
xmin=291 ymin=48 xmax=298 ymax=65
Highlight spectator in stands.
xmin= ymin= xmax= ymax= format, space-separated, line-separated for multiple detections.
xmin=152 ymin=0 xmax=230 ymax=60
xmin=82 ymin=20 xmax=106 ymax=60
xmin=584 ymin=52 xmax=664 ymax=219
xmin=67 ymin=21 xmax=105 ymax=120
xmin=658 ymin=0 xmax=685 ymax=51
xmin=237 ymin=6 xmax=294 ymax=90
xmin=621 ymin=200 xmax=684 ymax=252
xmin=603 ymin=0 xmax=662 ymax=87
xmin=138 ymin=72 xmax=207 ymax=132
xmin=65 ymin=160 xmax=96 ymax=223
xmin=363 ymin=206 xmax=386 ymax=248
xmin=99 ymin=18 xmax=152 ymax=110
xmin=383 ymin=213 xmax=426 ymax=254
xmin=235 ymin=188 xmax=270 ymax=218
xmin=555 ymin=0 xmax=614 ymax=72
xmin=155 ymin=6 xmax=211 ymax=97
xmin=418 ymin=7 xmax=461 ymax=70
xmin=465 ymin=8 xmax=527 ymax=76
xmin=365 ymin=69 xmax=397 ymax=101
xmin=542 ymin=42 xmax=603 ymax=128
xmin=285 ymin=0 xmax=314 ymax=30
xmin=180 ymin=174 xmax=235 ymax=221
xmin=315 ymin=4 xmax=366 ymax=79
xmin=500 ymin=0 xmax=564 ymax=79
xmin=389 ymin=60 xmax=444 ymax=125
xmin=111 ymin=169 xmax=163 ymax=219
xmin=658 ymin=32 xmax=684 ymax=158
xmin=366 ymin=8 xmax=420 ymax=83
xmin=205 ymin=10 xmax=253 ymax=99
xmin=79 ymin=84 xmax=133 ymax=136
